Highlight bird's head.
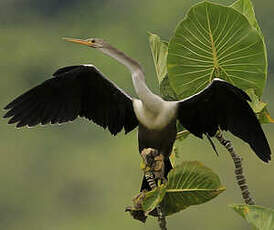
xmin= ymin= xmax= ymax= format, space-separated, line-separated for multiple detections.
xmin=63 ymin=37 xmax=106 ymax=48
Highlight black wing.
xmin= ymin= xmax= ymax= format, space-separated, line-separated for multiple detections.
xmin=4 ymin=65 xmax=138 ymax=135
xmin=177 ymin=78 xmax=271 ymax=162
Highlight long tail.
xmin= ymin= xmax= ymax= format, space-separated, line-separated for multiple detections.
xmin=140 ymin=158 xmax=173 ymax=191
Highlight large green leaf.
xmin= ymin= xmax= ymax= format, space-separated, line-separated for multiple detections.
xmin=141 ymin=161 xmax=225 ymax=216
xmin=162 ymin=161 xmax=225 ymax=215
xmin=231 ymin=204 xmax=274 ymax=230
xmin=167 ymin=1 xmax=267 ymax=99
xmin=149 ymin=33 xmax=168 ymax=83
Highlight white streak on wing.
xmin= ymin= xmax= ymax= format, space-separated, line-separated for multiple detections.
xmin=178 ymin=78 xmax=224 ymax=103
xmin=82 ymin=64 xmax=96 ymax=68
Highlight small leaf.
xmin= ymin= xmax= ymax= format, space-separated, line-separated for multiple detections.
xmin=231 ymin=204 xmax=274 ymax=230
xmin=246 ymin=89 xmax=267 ymax=113
xmin=160 ymin=75 xmax=178 ymax=101
xmin=142 ymin=184 xmax=167 ymax=214
xmin=258 ymin=107 xmax=274 ymax=124
xmin=148 ymin=33 xmax=168 ymax=83
xmin=168 ymin=1 xmax=267 ymax=99
xmin=162 ymin=161 xmax=225 ymax=216
xmin=245 ymin=89 xmax=274 ymax=124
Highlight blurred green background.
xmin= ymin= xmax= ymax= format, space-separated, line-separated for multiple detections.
xmin=0 ymin=0 xmax=273 ymax=229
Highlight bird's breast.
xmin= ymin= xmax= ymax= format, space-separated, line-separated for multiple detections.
xmin=133 ymin=99 xmax=178 ymax=130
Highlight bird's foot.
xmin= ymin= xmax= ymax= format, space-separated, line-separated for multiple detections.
xmin=141 ymin=148 xmax=165 ymax=182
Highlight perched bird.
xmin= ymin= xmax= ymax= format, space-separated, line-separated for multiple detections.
xmin=3 ymin=38 xmax=271 ymax=191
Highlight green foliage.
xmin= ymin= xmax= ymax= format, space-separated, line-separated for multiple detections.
xmin=162 ymin=161 xmax=225 ymax=215
xmin=231 ymin=0 xmax=268 ymax=77
xmin=258 ymin=107 xmax=274 ymax=124
xmin=1 ymin=0 xmax=274 ymax=230
xmin=150 ymin=0 xmax=272 ymax=124
xmin=144 ymin=0 xmax=273 ymax=227
xmin=149 ymin=33 xmax=169 ymax=83
xmin=159 ymin=75 xmax=178 ymax=101
xmin=142 ymin=184 xmax=167 ymax=215
xmin=167 ymin=1 xmax=266 ymax=99
xmin=231 ymin=0 xmax=264 ymax=37
xmin=246 ymin=89 xmax=267 ymax=113
xmin=231 ymin=0 xmax=273 ymax=124
xmin=246 ymin=89 xmax=274 ymax=123
xmin=141 ymin=161 xmax=225 ymax=216
xmin=148 ymin=33 xmax=178 ymax=101
xmin=231 ymin=204 xmax=274 ymax=230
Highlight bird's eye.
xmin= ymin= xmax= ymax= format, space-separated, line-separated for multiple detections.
xmin=91 ymin=39 xmax=96 ymax=43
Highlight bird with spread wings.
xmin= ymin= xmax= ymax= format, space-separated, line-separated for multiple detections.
xmin=4 ymin=38 xmax=271 ymax=191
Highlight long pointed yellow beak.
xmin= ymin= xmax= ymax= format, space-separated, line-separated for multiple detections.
xmin=62 ymin=37 xmax=93 ymax=46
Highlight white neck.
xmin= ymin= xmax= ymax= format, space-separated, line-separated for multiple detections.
xmin=99 ymin=45 xmax=163 ymax=112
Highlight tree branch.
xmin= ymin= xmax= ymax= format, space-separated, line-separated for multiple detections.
xmin=215 ymin=131 xmax=255 ymax=205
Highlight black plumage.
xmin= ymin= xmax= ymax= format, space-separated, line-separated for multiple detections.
xmin=177 ymin=79 xmax=271 ymax=163
xmin=3 ymin=35 xmax=272 ymax=200
xmin=3 ymin=64 xmax=271 ymax=193
xmin=4 ymin=65 xmax=138 ymax=135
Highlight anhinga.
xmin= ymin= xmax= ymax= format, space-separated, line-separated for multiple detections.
xmin=4 ymin=38 xmax=271 ymax=191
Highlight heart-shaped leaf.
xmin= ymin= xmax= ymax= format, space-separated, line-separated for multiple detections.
xmin=162 ymin=161 xmax=225 ymax=216
xmin=141 ymin=161 xmax=225 ymax=216
xmin=168 ymin=1 xmax=267 ymax=99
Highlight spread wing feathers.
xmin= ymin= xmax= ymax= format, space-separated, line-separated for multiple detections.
xmin=4 ymin=65 xmax=138 ymax=135
xmin=177 ymin=78 xmax=271 ymax=162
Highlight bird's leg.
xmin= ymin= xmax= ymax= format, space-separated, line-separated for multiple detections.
xmin=125 ymin=148 xmax=167 ymax=226
xmin=141 ymin=148 xmax=167 ymax=230
xmin=215 ymin=131 xmax=255 ymax=205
